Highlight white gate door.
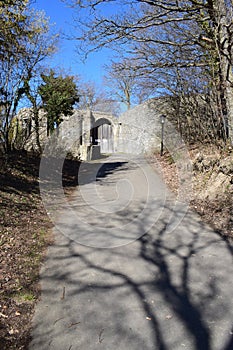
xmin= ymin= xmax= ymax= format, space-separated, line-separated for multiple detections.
xmin=98 ymin=124 xmax=114 ymax=153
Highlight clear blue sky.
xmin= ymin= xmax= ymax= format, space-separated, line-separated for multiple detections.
xmin=32 ymin=0 xmax=114 ymax=86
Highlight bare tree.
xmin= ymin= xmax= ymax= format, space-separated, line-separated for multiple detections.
xmin=77 ymin=80 xmax=120 ymax=115
xmin=65 ymin=0 xmax=233 ymax=143
xmin=77 ymin=81 xmax=101 ymax=109
xmin=0 ymin=3 xmax=57 ymax=153
xmin=104 ymin=59 xmax=151 ymax=109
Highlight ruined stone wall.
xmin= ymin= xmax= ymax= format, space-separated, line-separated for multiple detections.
xmin=13 ymin=108 xmax=47 ymax=152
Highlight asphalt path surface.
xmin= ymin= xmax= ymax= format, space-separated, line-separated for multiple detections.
xmin=30 ymin=155 xmax=233 ymax=350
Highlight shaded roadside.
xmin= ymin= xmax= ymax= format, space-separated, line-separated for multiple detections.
xmin=0 ymin=152 xmax=82 ymax=350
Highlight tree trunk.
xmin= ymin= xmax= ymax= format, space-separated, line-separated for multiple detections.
xmin=224 ymin=70 xmax=233 ymax=143
xmin=25 ymin=91 xmax=42 ymax=153
xmin=4 ymin=106 xmax=12 ymax=154
xmin=214 ymin=0 xmax=233 ymax=143
xmin=33 ymin=106 xmax=42 ymax=153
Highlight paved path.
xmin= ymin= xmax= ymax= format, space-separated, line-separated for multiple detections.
xmin=30 ymin=155 xmax=233 ymax=350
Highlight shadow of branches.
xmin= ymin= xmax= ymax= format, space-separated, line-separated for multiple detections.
xmin=29 ymin=199 xmax=233 ymax=350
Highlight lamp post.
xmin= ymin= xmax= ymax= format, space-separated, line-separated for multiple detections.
xmin=160 ymin=114 xmax=166 ymax=156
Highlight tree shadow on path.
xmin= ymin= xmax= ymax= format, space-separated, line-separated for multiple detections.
xmin=30 ymin=201 xmax=233 ymax=350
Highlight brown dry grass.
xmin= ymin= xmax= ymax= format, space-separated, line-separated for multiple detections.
xmin=152 ymin=145 xmax=233 ymax=240
xmin=0 ymin=152 xmax=80 ymax=349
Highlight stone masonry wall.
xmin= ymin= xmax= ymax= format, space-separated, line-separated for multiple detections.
xmin=15 ymin=99 xmax=169 ymax=158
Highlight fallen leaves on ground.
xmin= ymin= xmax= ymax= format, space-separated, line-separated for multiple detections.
xmin=0 ymin=153 xmax=53 ymax=350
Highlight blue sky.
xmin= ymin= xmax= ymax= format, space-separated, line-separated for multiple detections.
xmin=32 ymin=0 xmax=114 ymax=86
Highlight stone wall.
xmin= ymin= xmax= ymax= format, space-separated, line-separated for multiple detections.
xmin=12 ymin=108 xmax=47 ymax=152
xmin=118 ymin=99 xmax=168 ymax=154
xmin=15 ymin=99 xmax=169 ymax=159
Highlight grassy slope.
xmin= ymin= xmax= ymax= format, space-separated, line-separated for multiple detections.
xmin=0 ymin=153 xmax=52 ymax=349
xmin=0 ymin=152 xmax=79 ymax=350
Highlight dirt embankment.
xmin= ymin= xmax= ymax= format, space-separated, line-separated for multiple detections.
xmin=156 ymin=145 xmax=233 ymax=240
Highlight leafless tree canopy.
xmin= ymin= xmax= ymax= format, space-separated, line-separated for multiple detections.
xmin=65 ymin=0 xmax=233 ymax=144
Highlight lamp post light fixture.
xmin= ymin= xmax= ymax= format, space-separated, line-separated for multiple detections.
xmin=160 ymin=114 xmax=166 ymax=156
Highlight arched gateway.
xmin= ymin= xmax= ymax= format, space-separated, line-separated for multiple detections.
xmin=60 ymin=110 xmax=119 ymax=160
xmin=15 ymin=100 xmax=166 ymax=159
xmin=92 ymin=117 xmax=114 ymax=154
